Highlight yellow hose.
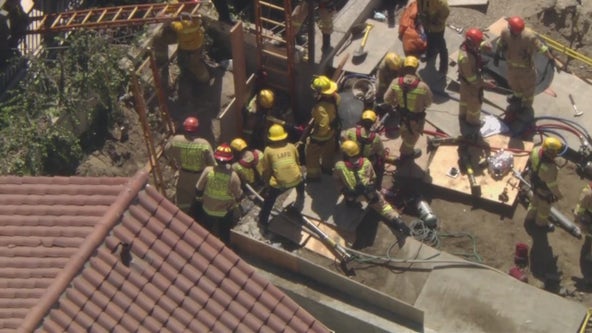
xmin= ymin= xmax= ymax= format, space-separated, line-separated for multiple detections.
xmin=578 ymin=308 xmax=592 ymax=333
xmin=537 ymin=33 xmax=592 ymax=67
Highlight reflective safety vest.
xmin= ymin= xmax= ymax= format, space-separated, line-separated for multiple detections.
xmin=203 ymin=170 xmax=233 ymax=217
xmin=392 ymin=76 xmax=427 ymax=120
xmin=171 ymin=19 xmax=204 ymax=51
xmin=233 ymin=150 xmax=262 ymax=185
xmin=172 ymin=141 xmax=211 ymax=172
xmin=335 ymin=158 xmax=373 ymax=194
xmin=529 ymin=147 xmax=557 ymax=193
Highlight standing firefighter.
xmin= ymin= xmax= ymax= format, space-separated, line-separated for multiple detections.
xmin=170 ymin=12 xmax=209 ymax=84
xmin=384 ymin=56 xmax=433 ymax=159
xmin=458 ymin=28 xmax=496 ymax=129
xmin=243 ymin=89 xmax=276 ymax=150
xmin=495 ymin=16 xmax=557 ymax=114
xmin=343 ymin=110 xmax=386 ymax=189
xmin=259 ymin=124 xmax=305 ymax=234
xmin=306 ymin=75 xmax=340 ymax=181
xmin=195 ymin=144 xmax=243 ymax=244
xmin=526 ymin=137 xmax=564 ymax=232
xmin=574 ymin=183 xmax=592 ymax=260
xmin=164 ymin=117 xmax=215 ymax=215
xmin=292 ymin=0 xmax=336 ymax=52
xmin=376 ymin=52 xmax=404 ymax=104
xmin=334 ymin=140 xmax=410 ymax=235
xmin=417 ymin=0 xmax=450 ymax=74
xmin=230 ymin=137 xmax=264 ymax=188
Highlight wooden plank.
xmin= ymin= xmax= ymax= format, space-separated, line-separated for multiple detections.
xmin=449 ymin=0 xmax=488 ymax=6
xmin=340 ymin=19 xmax=397 ymax=75
xmin=428 ymin=134 xmax=533 ymax=205
xmin=231 ymin=21 xmax=247 ymax=134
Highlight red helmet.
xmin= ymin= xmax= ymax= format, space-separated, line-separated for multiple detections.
xmin=465 ymin=28 xmax=484 ymax=46
xmin=183 ymin=117 xmax=199 ymax=133
xmin=507 ymin=16 xmax=525 ymax=34
xmin=214 ymin=143 xmax=234 ymax=162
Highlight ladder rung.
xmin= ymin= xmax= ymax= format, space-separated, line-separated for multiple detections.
xmin=97 ymin=9 xmax=108 ymax=23
xmin=112 ymin=8 xmax=124 ymax=21
xmin=142 ymin=6 xmax=153 ymax=19
xmin=259 ymin=1 xmax=284 ymax=12
xmin=261 ymin=66 xmax=289 ymax=76
xmin=127 ymin=7 xmax=138 ymax=21
xmin=262 ymin=34 xmax=286 ymax=44
xmin=261 ymin=17 xmax=285 ymax=28
xmin=262 ymin=49 xmax=288 ymax=60
xmin=49 ymin=14 xmax=62 ymax=29
xmin=65 ymin=12 xmax=78 ymax=26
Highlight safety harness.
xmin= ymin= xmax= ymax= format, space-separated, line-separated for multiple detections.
xmin=397 ymin=77 xmax=424 ymax=134
xmin=355 ymin=126 xmax=375 ymax=156
xmin=344 ymin=158 xmax=377 ymax=203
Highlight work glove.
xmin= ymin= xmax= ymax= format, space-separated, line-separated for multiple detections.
xmin=550 ymin=58 xmax=562 ymax=73
xmin=483 ymin=79 xmax=497 ymax=89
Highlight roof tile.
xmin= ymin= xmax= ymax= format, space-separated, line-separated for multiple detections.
xmin=266 ymin=313 xmax=287 ymax=333
xmin=95 ymin=311 xmax=118 ymax=331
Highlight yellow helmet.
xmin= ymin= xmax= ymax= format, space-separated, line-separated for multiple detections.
xmin=311 ymin=75 xmax=338 ymax=95
xmin=542 ymin=137 xmax=563 ymax=156
xmin=230 ymin=138 xmax=248 ymax=152
xmin=268 ymin=124 xmax=288 ymax=141
xmin=384 ymin=52 xmax=403 ymax=71
xmin=361 ymin=110 xmax=377 ymax=123
xmin=403 ymin=56 xmax=420 ymax=70
xmin=341 ymin=140 xmax=360 ymax=157
xmin=258 ymin=89 xmax=275 ymax=109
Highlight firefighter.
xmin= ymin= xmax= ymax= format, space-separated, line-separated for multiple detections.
xmin=195 ymin=143 xmax=243 ymax=244
xmin=375 ymin=52 xmax=404 ymax=105
xmin=230 ymin=137 xmax=264 ymax=188
xmin=526 ymin=137 xmax=564 ymax=232
xmin=494 ymin=16 xmax=558 ymax=114
xmin=574 ymin=183 xmax=592 ymax=260
xmin=259 ymin=124 xmax=305 ymax=234
xmin=417 ymin=0 xmax=449 ymax=74
xmin=334 ymin=140 xmax=410 ymax=235
xmin=306 ymin=75 xmax=340 ymax=181
xmin=164 ymin=116 xmax=216 ymax=215
xmin=170 ymin=12 xmax=210 ymax=84
xmin=458 ymin=28 xmax=496 ymax=129
xmin=292 ymin=0 xmax=335 ymax=52
xmin=384 ymin=56 xmax=433 ymax=159
xmin=342 ymin=110 xmax=386 ymax=189
xmin=243 ymin=89 xmax=275 ymax=150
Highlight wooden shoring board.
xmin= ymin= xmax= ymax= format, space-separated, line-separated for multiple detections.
xmin=269 ymin=214 xmax=355 ymax=261
xmin=428 ymin=134 xmax=533 ymax=206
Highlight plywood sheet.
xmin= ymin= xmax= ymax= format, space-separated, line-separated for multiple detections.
xmin=428 ymin=134 xmax=533 ymax=205
xmin=340 ymin=20 xmax=398 ymax=75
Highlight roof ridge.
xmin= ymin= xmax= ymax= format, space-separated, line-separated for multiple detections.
xmin=17 ymin=170 xmax=150 ymax=333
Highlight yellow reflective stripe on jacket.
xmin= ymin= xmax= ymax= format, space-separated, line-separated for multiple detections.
xmin=203 ymin=171 xmax=233 ymax=217
xmin=172 ymin=141 xmax=210 ymax=171
xmin=392 ymin=84 xmax=426 ymax=112
xmin=335 ymin=159 xmax=372 ymax=191
xmin=233 ymin=163 xmax=256 ymax=184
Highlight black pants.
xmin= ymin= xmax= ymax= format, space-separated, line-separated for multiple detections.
xmin=259 ymin=182 xmax=305 ymax=226
xmin=426 ymin=31 xmax=448 ymax=73
xmin=205 ymin=211 xmax=235 ymax=244
xmin=212 ymin=0 xmax=232 ymax=23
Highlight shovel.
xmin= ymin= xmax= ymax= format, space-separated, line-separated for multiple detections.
xmin=352 ymin=23 xmax=373 ymax=63
xmin=569 ymin=94 xmax=583 ymax=117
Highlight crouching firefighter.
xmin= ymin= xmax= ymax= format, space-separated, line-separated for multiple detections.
xmin=526 ymin=137 xmax=564 ymax=232
xmin=334 ymin=140 xmax=410 ymax=235
xmin=384 ymin=56 xmax=433 ymax=159
xmin=342 ymin=110 xmax=386 ymax=189
xmin=195 ymin=144 xmax=243 ymax=244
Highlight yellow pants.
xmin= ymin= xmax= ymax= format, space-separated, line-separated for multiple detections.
xmin=176 ymin=170 xmax=202 ymax=213
xmin=305 ymin=138 xmax=336 ymax=179
xmin=399 ymin=119 xmax=424 ymax=156
xmin=527 ymin=192 xmax=551 ymax=227
xmin=507 ymin=66 xmax=536 ymax=108
xmin=292 ymin=2 xmax=334 ymax=35
xmin=459 ymin=83 xmax=482 ymax=125
xmin=178 ymin=49 xmax=210 ymax=83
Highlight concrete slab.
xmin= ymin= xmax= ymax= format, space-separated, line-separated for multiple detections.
xmin=415 ymin=267 xmax=588 ymax=333
xmin=448 ymin=0 xmax=488 ymax=6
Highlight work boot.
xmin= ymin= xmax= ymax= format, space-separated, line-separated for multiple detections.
xmin=322 ymin=33 xmax=332 ymax=53
xmin=390 ymin=217 xmax=411 ymax=236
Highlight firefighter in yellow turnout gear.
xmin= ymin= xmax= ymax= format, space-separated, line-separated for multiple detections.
xmin=342 ymin=110 xmax=386 ymax=189
xmin=526 ymin=137 xmax=564 ymax=232
xmin=259 ymin=125 xmax=305 ymax=234
xmin=458 ymin=28 xmax=496 ymax=128
xmin=170 ymin=12 xmax=209 ymax=83
xmin=242 ymin=89 xmax=277 ymax=150
xmin=306 ymin=75 xmax=340 ymax=181
xmin=230 ymin=137 xmax=264 ymax=188
xmin=164 ymin=117 xmax=215 ymax=215
xmin=334 ymin=141 xmax=410 ymax=235
xmin=384 ymin=56 xmax=433 ymax=159
xmin=495 ymin=16 xmax=557 ymax=112
xmin=292 ymin=0 xmax=336 ymax=52
xmin=376 ymin=52 xmax=403 ymax=104
xmin=195 ymin=144 xmax=243 ymax=244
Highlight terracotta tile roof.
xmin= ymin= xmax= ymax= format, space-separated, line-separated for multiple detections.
xmin=0 ymin=171 xmax=330 ymax=333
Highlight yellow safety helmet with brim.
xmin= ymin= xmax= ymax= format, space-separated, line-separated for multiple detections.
xmin=268 ymin=124 xmax=288 ymax=141
xmin=404 ymin=56 xmax=420 ymax=70
xmin=341 ymin=140 xmax=361 ymax=157
xmin=361 ymin=110 xmax=377 ymax=123
xmin=311 ymin=75 xmax=338 ymax=95
xmin=230 ymin=138 xmax=248 ymax=152
xmin=542 ymin=136 xmax=563 ymax=156
xmin=258 ymin=89 xmax=275 ymax=109
xmin=384 ymin=52 xmax=403 ymax=71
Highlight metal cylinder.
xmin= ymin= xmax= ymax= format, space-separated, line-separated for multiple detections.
xmin=417 ymin=200 xmax=438 ymax=229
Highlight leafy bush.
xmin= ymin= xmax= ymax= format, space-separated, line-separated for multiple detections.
xmin=0 ymin=31 xmax=128 ymax=175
